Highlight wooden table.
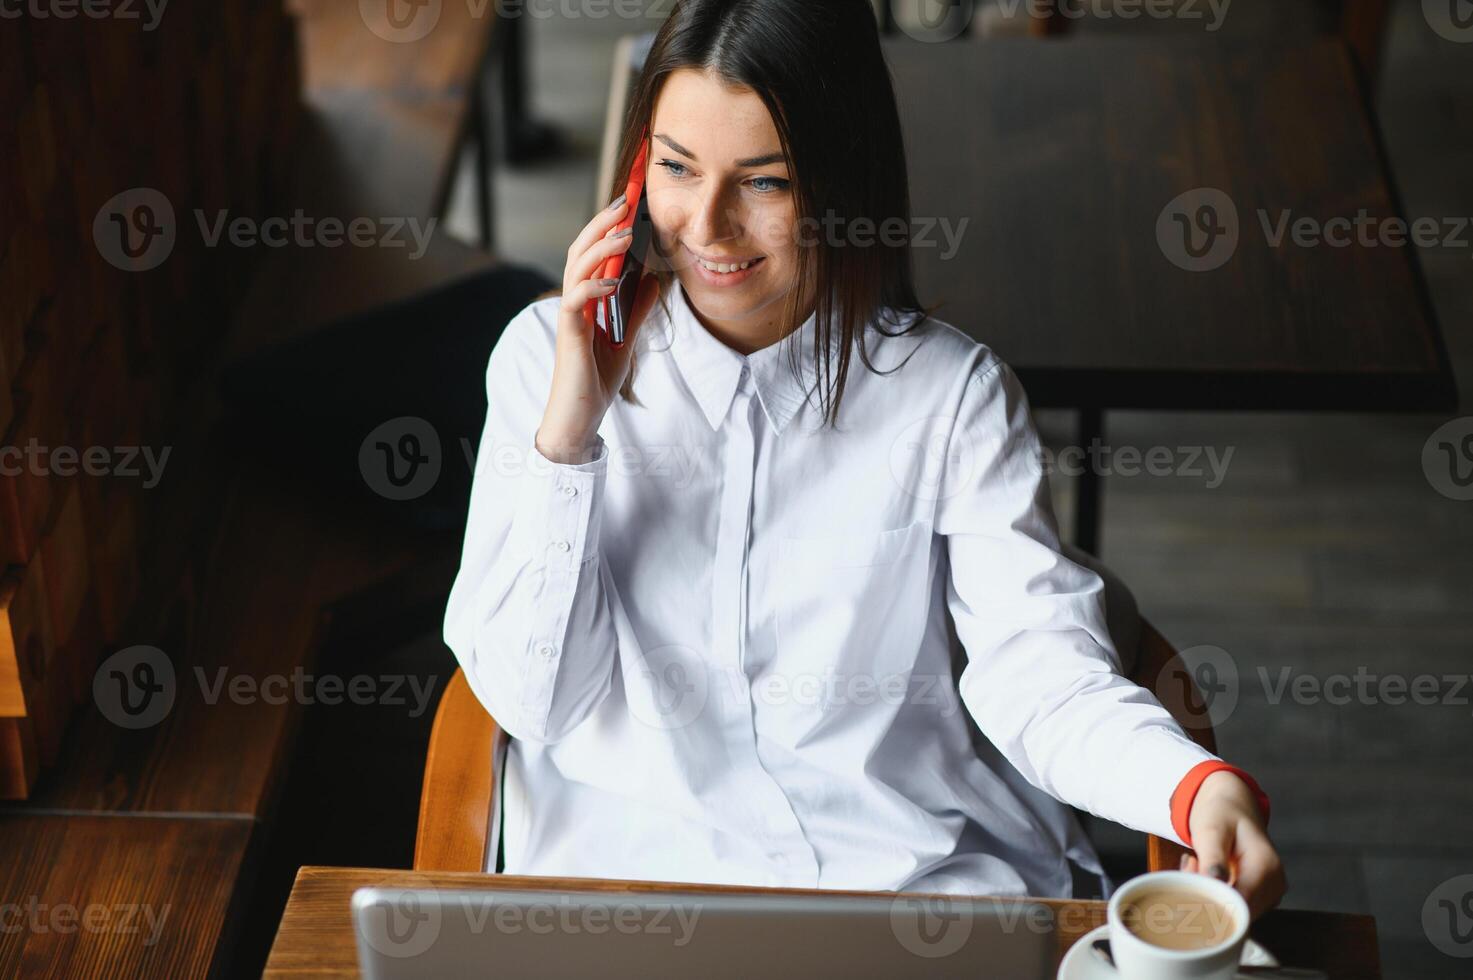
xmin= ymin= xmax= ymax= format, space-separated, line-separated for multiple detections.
xmin=884 ymin=37 xmax=1456 ymax=551
xmin=264 ymin=866 xmax=1381 ymax=978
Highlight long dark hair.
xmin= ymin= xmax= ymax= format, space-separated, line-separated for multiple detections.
xmin=594 ymin=0 xmax=938 ymax=428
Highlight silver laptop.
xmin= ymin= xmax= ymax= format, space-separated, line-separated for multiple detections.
xmin=352 ymin=886 xmax=1055 ymax=979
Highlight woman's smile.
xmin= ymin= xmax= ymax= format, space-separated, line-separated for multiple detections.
xmin=686 ymin=243 xmax=767 ymax=287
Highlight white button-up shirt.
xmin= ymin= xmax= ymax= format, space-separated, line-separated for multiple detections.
xmin=444 ymin=283 xmax=1218 ymax=897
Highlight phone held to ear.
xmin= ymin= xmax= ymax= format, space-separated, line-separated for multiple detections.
xmin=585 ymin=130 xmax=655 ymax=349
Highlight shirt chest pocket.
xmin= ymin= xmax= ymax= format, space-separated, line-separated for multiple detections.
xmin=771 ymin=517 xmax=934 ymax=685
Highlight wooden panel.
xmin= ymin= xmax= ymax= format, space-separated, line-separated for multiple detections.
xmin=0 ymin=815 xmax=252 ymax=978
xmin=886 ymin=38 xmax=1454 ymax=412
xmin=0 ymin=558 xmax=52 ymax=720
xmin=263 ymin=867 xmax=1381 ymax=979
xmin=0 ymin=718 xmax=38 ymax=799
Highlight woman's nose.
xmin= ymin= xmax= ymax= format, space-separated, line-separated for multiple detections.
xmin=687 ymin=185 xmax=741 ymax=246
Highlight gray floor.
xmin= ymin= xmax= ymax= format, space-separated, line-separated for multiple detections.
xmin=447 ymin=4 xmax=1473 ymax=977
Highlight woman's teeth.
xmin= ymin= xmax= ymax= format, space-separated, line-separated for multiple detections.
xmin=698 ymin=257 xmax=759 ymax=274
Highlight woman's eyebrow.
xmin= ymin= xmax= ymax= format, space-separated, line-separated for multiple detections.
xmin=653 ymin=133 xmax=785 ymax=168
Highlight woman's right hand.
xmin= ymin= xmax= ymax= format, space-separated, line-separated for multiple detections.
xmin=536 ymin=194 xmax=661 ymax=464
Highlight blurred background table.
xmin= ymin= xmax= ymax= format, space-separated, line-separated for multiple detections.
xmin=885 ymin=37 xmax=1456 ymax=552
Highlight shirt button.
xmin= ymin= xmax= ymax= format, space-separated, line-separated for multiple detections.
xmin=538 ymin=644 xmax=555 ymax=658
xmin=562 ymin=485 xmax=578 ymax=497
xmin=554 ymin=540 xmax=571 ymax=552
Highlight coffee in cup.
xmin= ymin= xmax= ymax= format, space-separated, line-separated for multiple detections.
xmin=1105 ymin=871 xmax=1249 ymax=980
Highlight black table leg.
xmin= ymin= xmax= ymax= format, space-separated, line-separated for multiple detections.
xmin=1074 ymin=407 xmax=1105 ymax=555
xmin=471 ymin=70 xmax=494 ymax=251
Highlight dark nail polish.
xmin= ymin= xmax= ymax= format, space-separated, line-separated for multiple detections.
xmin=1209 ymin=864 xmax=1230 ymax=882
xmin=608 ymin=193 xmax=627 ymax=211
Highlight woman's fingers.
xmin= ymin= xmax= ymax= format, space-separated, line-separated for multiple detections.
xmin=565 ymin=196 xmax=629 ymax=278
xmin=566 ymin=229 xmax=634 ymax=290
xmin=1231 ymin=820 xmax=1287 ymax=920
xmin=558 ymin=276 xmax=619 ymax=318
xmin=1189 ymin=823 xmax=1235 ymax=886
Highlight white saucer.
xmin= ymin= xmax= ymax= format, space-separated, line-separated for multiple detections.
xmin=1057 ymin=924 xmax=1281 ymax=979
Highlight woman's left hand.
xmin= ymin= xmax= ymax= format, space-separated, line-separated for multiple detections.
xmin=1183 ymin=771 xmax=1287 ymax=921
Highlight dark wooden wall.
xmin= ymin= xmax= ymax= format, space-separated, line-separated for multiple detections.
xmin=1 ymin=1 xmax=301 ymax=797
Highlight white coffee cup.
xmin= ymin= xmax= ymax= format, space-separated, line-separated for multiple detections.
xmin=1105 ymin=870 xmax=1249 ymax=980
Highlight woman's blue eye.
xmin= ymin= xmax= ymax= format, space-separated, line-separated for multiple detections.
xmin=655 ymin=159 xmax=789 ymax=194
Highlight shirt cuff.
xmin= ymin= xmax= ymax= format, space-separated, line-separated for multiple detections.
xmin=508 ymin=434 xmax=608 ymax=570
xmin=1170 ymin=761 xmax=1272 ymax=847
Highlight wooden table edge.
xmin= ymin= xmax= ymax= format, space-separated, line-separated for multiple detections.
xmin=265 ymin=866 xmax=1379 ymax=978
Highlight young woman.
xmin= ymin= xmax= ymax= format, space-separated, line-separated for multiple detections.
xmin=444 ymin=0 xmax=1285 ymax=917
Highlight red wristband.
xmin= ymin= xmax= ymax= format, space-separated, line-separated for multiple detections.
xmin=1170 ymin=761 xmax=1271 ymax=847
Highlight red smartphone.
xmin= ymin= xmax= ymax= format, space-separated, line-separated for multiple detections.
xmin=585 ymin=130 xmax=654 ymax=349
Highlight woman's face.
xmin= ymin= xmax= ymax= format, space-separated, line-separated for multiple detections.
xmin=646 ymin=69 xmax=804 ymax=345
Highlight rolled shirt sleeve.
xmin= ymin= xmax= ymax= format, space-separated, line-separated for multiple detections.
xmin=938 ymin=358 xmax=1218 ymax=845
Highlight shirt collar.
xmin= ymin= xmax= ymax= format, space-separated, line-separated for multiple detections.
xmin=659 ymin=282 xmax=844 ymax=435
